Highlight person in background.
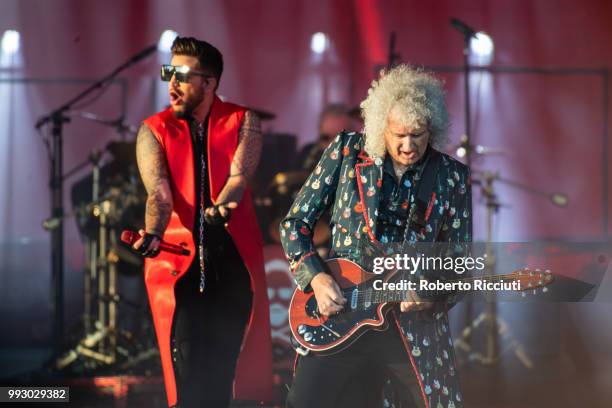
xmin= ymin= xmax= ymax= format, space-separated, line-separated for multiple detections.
xmin=297 ymin=103 xmax=354 ymax=172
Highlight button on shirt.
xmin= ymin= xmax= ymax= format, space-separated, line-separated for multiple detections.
xmin=376 ymin=148 xmax=430 ymax=244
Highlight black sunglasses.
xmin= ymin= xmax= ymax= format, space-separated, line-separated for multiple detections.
xmin=161 ymin=64 xmax=210 ymax=83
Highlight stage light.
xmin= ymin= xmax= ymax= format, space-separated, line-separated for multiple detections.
xmin=310 ymin=32 xmax=328 ymax=54
xmin=455 ymin=134 xmax=469 ymax=158
xmin=469 ymin=32 xmax=494 ymax=66
xmin=1 ymin=30 xmax=20 ymax=55
xmin=158 ymin=30 xmax=178 ymax=53
xmin=456 ymin=146 xmax=467 ymax=158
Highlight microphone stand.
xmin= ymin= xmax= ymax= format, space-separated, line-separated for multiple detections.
xmin=462 ymin=33 xmax=472 ymax=168
xmin=454 ymin=172 xmax=531 ymax=367
xmin=35 ymin=44 xmax=156 ymax=355
xmin=471 ymin=170 xmax=569 ymax=208
xmin=449 ymin=18 xmax=477 ymax=168
xmin=454 ymin=170 xmax=568 ymax=368
xmin=450 ymin=17 xmax=478 ymax=355
xmin=386 ymin=31 xmax=401 ymax=70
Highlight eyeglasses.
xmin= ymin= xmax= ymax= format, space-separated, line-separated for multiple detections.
xmin=161 ymin=64 xmax=210 ymax=83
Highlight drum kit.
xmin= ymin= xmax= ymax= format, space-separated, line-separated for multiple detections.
xmin=45 ymin=114 xmax=157 ymax=374
xmin=255 ymin=169 xmax=330 ymax=249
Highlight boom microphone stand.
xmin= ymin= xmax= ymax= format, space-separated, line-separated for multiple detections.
xmin=449 ymin=17 xmax=478 ymax=354
xmin=454 ymin=172 xmax=513 ymax=366
xmin=35 ymin=44 xmax=156 ymax=354
xmin=454 ymin=170 xmax=568 ymax=367
xmin=450 ymin=17 xmax=477 ymax=168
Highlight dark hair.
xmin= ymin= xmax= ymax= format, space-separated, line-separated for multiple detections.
xmin=320 ymin=103 xmax=350 ymax=118
xmin=171 ymin=36 xmax=223 ymax=88
xmin=319 ymin=103 xmax=350 ymax=130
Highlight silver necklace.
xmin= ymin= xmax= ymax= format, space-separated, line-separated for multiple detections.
xmin=393 ymin=162 xmax=408 ymax=180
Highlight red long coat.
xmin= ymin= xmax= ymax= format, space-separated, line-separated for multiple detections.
xmin=142 ymin=97 xmax=273 ymax=407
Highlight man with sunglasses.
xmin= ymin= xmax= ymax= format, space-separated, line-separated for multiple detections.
xmin=132 ymin=37 xmax=272 ymax=407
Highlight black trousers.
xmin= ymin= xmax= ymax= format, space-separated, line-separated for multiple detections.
xmin=286 ymin=324 xmax=426 ymax=408
xmin=171 ymin=230 xmax=253 ymax=408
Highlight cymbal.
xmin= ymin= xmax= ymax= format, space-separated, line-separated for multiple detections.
xmin=348 ymin=105 xmax=361 ymax=119
xmin=67 ymin=111 xmax=138 ymax=134
xmin=270 ymin=171 xmax=309 ymax=188
xmin=106 ymin=141 xmax=135 ymax=161
xmin=247 ymin=107 xmax=276 ymax=121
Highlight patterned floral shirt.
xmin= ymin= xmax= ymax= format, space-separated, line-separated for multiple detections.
xmin=280 ymin=131 xmax=471 ymax=291
xmin=280 ymin=131 xmax=473 ymax=408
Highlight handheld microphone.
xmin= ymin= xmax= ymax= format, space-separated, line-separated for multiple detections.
xmin=120 ymin=229 xmax=190 ymax=256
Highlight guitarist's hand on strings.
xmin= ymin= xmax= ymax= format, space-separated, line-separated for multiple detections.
xmin=310 ymin=273 xmax=347 ymax=316
xmin=400 ymin=290 xmax=433 ymax=313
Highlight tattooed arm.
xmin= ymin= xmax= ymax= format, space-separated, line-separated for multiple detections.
xmin=135 ymin=124 xmax=173 ymax=237
xmin=214 ymin=110 xmax=262 ymax=205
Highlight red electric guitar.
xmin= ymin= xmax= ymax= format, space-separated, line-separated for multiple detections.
xmin=288 ymin=258 xmax=554 ymax=355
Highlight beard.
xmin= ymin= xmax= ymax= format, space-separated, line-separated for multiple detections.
xmin=171 ymin=88 xmax=204 ymax=120
xmin=172 ymin=105 xmax=192 ymax=120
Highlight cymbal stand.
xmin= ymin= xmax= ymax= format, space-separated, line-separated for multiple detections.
xmin=55 ymin=197 xmax=118 ymax=369
xmin=83 ymin=151 xmax=102 ymax=336
xmin=454 ymin=172 xmax=533 ymax=368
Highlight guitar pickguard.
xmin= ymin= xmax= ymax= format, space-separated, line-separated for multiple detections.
xmin=294 ymin=287 xmax=386 ymax=350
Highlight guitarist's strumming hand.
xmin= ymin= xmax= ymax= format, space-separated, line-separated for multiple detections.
xmin=310 ymin=273 xmax=347 ymax=316
xmin=400 ymin=290 xmax=434 ymax=313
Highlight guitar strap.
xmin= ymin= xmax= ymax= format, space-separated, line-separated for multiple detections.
xmin=409 ymin=148 xmax=442 ymax=232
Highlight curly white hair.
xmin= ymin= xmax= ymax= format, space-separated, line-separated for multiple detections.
xmin=360 ymin=64 xmax=450 ymax=158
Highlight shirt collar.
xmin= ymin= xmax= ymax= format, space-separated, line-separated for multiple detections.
xmin=383 ymin=144 xmax=432 ymax=179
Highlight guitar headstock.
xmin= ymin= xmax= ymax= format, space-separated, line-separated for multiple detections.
xmin=507 ymin=268 xmax=555 ymax=296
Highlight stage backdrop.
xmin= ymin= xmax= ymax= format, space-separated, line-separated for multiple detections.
xmin=0 ymin=0 xmax=610 ymax=370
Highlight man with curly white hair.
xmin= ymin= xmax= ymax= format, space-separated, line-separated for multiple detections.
xmin=280 ymin=64 xmax=472 ymax=408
